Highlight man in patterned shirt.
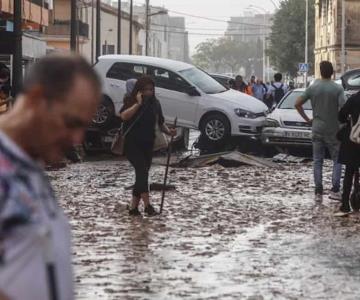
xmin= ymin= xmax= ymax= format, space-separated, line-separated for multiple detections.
xmin=0 ymin=54 xmax=101 ymax=300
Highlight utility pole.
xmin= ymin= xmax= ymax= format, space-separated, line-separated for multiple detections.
xmin=91 ymin=0 xmax=95 ymax=63
xmin=96 ymin=0 xmax=101 ymax=61
xmin=13 ymin=0 xmax=22 ymax=96
xmin=341 ymin=0 xmax=346 ymax=74
xmin=117 ymin=0 xmax=121 ymax=54
xmin=129 ymin=0 xmax=133 ymax=54
xmin=305 ymin=0 xmax=309 ymax=87
xmin=145 ymin=0 xmax=150 ymax=56
xmin=70 ymin=0 xmax=77 ymax=52
xmin=262 ymin=14 xmax=266 ymax=82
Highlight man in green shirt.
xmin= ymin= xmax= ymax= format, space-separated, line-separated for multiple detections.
xmin=295 ymin=61 xmax=345 ymax=200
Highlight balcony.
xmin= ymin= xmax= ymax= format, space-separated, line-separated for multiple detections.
xmin=1 ymin=0 xmax=49 ymax=26
xmin=47 ymin=20 xmax=89 ymax=38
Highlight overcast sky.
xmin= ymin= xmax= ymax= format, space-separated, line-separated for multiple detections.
xmin=146 ymin=0 xmax=278 ymax=56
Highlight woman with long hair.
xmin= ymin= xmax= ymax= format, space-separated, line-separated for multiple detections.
xmin=336 ymin=90 xmax=360 ymax=216
xmin=120 ymin=76 xmax=176 ymax=216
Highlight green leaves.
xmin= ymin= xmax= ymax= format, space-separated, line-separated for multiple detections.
xmin=192 ymin=38 xmax=263 ymax=74
xmin=267 ymin=0 xmax=315 ymax=77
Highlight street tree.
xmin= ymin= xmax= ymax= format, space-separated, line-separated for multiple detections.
xmin=192 ymin=37 xmax=262 ymax=76
xmin=267 ymin=0 xmax=315 ymax=77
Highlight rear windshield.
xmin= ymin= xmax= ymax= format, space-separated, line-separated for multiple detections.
xmin=179 ymin=68 xmax=227 ymax=94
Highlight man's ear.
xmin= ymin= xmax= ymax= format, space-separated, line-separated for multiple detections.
xmin=25 ymin=85 xmax=47 ymax=108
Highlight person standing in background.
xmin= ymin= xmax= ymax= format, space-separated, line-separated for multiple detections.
xmin=295 ymin=61 xmax=345 ymax=201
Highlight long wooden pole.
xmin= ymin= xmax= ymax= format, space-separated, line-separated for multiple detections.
xmin=160 ymin=117 xmax=177 ymax=214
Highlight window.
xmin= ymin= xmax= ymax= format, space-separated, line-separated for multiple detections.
xmin=149 ymin=67 xmax=190 ymax=93
xmin=179 ymin=67 xmax=227 ymax=94
xmin=106 ymin=62 xmax=147 ymax=81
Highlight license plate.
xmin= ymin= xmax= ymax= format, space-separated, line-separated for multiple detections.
xmin=284 ymin=131 xmax=311 ymax=139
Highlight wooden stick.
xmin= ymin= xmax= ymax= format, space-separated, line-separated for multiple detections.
xmin=160 ymin=117 xmax=177 ymax=214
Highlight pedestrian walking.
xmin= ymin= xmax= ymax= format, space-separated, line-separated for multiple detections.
xmin=335 ymin=90 xmax=360 ymax=215
xmin=295 ymin=61 xmax=345 ymax=200
xmin=233 ymin=75 xmax=252 ymax=95
xmin=0 ymin=54 xmax=101 ymax=299
xmin=267 ymin=73 xmax=288 ymax=106
xmin=252 ymin=78 xmax=267 ymax=101
xmin=288 ymin=81 xmax=295 ymax=91
xmin=119 ymin=76 xmax=176 ymax=217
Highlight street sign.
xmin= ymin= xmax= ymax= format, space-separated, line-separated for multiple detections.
xmin=298 ymin=63 xmax=309 ymax=73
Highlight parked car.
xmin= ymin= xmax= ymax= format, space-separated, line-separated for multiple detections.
xmin=94 ymin=55 xmax=268 ymax=145
xmin=261 ymin=89 xmax=313 ymax=148
xmin=210 ymin=73 xmax=234 ymax=88
xmin=341 ymin=68 xmax=360 ymax=98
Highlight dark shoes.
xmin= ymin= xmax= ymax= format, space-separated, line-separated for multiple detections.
xmin=128 ymin=207 xmax=142 ymax=216
xmin=144 ymin=204 xmax=158 ymax=216
xmin=128 ymin=204 xmax=158 ymax=217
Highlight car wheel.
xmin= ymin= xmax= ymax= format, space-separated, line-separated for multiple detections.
xmin=200 ymin=113 xmax=231 ymax=144
xmin=92 ymin=96 xmax=115 ymax=128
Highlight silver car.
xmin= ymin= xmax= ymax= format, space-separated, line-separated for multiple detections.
xmin=261 ymin=89 xmax=313 ymax=147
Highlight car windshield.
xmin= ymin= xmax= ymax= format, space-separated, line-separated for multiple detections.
xmin=279 ymin=91 xmax=312 ymax=110
xmin=179 ymin=68 xmax=227 ymax=94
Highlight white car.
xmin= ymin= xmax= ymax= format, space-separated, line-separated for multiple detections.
xmin=261 ymin=89 xmax=313 ymax=147
xmin=94 ymin=55 xmax=268 ymax=144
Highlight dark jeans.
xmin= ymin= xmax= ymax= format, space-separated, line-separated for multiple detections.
xmin=341 ymin=166 xmax=359 ymax=211
xmin=125 ymin=140 xmax=153 ymax=197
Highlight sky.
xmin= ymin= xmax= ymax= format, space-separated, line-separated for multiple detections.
xmin=145 ymin=0 xmax=278 ymax=56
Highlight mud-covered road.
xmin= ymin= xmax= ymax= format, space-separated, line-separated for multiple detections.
xmin=49 ymin=158 xmax=360 ymax=300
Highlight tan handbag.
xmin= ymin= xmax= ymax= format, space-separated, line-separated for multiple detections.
xmin=111 ymin=125 xmax=125 ymax=155
xmin=153 ymin=121 xmax=169 ymax=151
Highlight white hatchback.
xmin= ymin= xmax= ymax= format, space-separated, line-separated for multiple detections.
xmin=94 ymin=55 xmax=268 ymax=144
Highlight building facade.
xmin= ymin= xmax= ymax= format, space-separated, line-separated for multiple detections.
xmin=0 ymin=0 xmax=49 ymax=62
xmin=226 ymin=12 xmax=273 ymax=79
xmin=226 ymin=13 xmax=272 ymax=43
xmin=120 ymin=2 xmax=190 ymax=62
xmin=168 ymin=17 xmax=190 ymax=63
xmin=315 ymin=0 xmax=360 ymax=77
xmin=45 ymin=0 xmax=142 ymax=63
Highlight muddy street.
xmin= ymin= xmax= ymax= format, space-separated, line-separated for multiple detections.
xmin=49 ymin=158 xmax=360 ymax=300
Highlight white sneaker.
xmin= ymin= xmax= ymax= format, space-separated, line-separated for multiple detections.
xmin=334 ymin=211 xmax=350 ymax=217
xmin=329 ymin=191 xmax=342 ymax=201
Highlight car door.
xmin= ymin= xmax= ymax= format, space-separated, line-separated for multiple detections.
xmin=149 ymin=66 xmax=199 ymax=128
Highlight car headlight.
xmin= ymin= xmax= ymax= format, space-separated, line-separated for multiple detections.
xmin=265 ymin=118 xmax=280 ymax=127
xmin=234 ymin=108 xmax=257 ymax=119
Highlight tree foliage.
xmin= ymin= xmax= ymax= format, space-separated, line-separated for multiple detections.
xmin=267 ymin=0 xmax=315 ymax=77
xmin=192 ymin=38 xmax=262 ymax=75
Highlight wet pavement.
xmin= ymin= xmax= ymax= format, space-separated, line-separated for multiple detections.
xmin=49 ymin=158 xmax=360 ymax=300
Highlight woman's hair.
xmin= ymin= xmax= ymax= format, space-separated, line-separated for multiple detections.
xmin=124 ymin=76 xmax=155 ymax=109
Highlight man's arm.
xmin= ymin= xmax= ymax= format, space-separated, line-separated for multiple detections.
xmin=295 ymin=95 xmax=312 ymax=124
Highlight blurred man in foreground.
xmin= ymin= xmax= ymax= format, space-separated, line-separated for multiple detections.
xmin=0 ymin=54 xmax=101 ymax=300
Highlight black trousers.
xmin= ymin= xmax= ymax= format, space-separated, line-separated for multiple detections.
xmin=341 ymin=165 xmax=359 ymax=211
xmin=125 ymin=140 xmax=153 ymax=197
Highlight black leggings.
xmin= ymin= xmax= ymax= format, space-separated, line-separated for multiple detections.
xmin=342 ymin=165 xmax=359 ymax=210
xmin=125 ymin=140 xmax=153 ymax=197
